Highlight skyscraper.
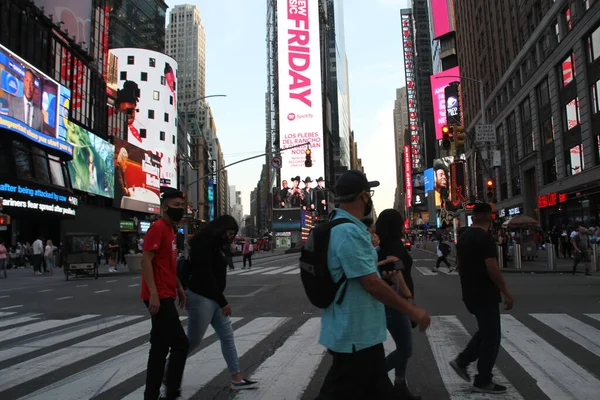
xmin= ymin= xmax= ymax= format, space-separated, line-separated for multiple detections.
xmin=109 ymin=0 xmax=168 ymax=52
xmin=394 ymin=87 xmax=409 ymax=213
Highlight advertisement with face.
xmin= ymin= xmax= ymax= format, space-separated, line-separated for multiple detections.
xmin=433 ymin=156 xmax=454 ymax=207
xmin=276 ymin=0 xmax=325 ymax=213
xmin=67 ymin=123 xmax=115 ymax=198
xmin=113 ymin=138 xmax=161 ymax=214
xmin=111 ymin=49 xmax=178 ymax=189
xmin=430 ymin=66 xmax=460 ymax=139
xmin=0 ymin=44 xmax=73 ymax=158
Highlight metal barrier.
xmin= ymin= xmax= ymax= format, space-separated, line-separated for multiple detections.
xmin=497 ymin=245 xmax=504 ymax=269
xmin=546 ymin=243 xmax=556 ymax=271
xmin=513 ymin=244 xmax=522 ymax=269
xmin=591 ymin=243 xmax=599 ymax=273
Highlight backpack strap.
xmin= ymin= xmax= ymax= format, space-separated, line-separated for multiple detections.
xmin=329 ymin=217 xmax=353 ymax=306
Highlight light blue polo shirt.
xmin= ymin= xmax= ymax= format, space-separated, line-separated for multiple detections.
xmin=319 ymin=209 xmax=387 ymax=353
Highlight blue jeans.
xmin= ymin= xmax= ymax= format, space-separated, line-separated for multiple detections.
xmin=185 ymin=289 xmax=240 ymax=375
xmin=385 ymin=307 xmax=413 ymax=381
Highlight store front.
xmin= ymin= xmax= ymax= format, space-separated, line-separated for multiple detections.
xmin=539 ymin=189 xmax=600 ymax=229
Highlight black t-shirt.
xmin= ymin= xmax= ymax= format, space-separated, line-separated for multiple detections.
xmin=457 ymin=227 xmax=501 ymax=305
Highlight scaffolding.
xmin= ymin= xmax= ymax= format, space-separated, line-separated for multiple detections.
xmin=265 ymin=0 xmax=279 ymax=231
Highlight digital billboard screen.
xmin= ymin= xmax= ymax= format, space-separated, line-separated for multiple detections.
xmin=276 ymin=0 xmax=325 ymax=190
xmin=111 ymin=49 xmax=178 ymax=189
xmin=33 ymin=1 xmax=92 ymax=52
xmin=113 ymin=137 xmax=161 ymax=214
xmin=424 ymin=168 xmax=435 ymax=195
xmin=67 ymin=123 xmax=115 ymax=198
xmin=433 ymin=156 xmax=454 ymax=207
xmin=430 ymin=66 xmax=460 ymax=139
xmin=273 ymin=208 xmax=301 ymax=232
xmin=0 ymin=44 xmax=73 ymax=158
xmin=431 ymin=0 xmax=453 ymax=39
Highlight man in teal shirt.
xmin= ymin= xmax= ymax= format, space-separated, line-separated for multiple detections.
xmin=317 ymin=170 xmax=430 ymax=399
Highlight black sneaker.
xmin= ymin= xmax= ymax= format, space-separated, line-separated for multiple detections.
xmin=472 ymin=382 xmax=507 ymax=394
xmin=449 ymin=358 xmax=470 ymax=382
xmin=230 ymin=378 xmax=258 ymax=390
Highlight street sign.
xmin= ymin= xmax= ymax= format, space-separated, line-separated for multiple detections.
xmin=270 ymin=155 xmax=282 ymax=169
xmin=475 ymin=124 xmax=496 ymax=142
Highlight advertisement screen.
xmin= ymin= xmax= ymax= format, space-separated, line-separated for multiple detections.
xmin=0 ymin=44 xmax=73 ymax=158
xmin=113 ymin=137 xmax=161 ymax=214
xmin=273 ymin=208 xmax=301 ymax=232
xmin=424 ymin=168 xmax=435 ymax=195
xmin=33 ymin=1 xmax=92 ymax=52
xmin=433 ymin=156 xmax=454 ymax=206
xmin=431 ymin=0 xmax=453 ymax=39
xmin=412 ymin=173 xmax=425 ymax=188
xmin=276 ymin=0 xmax=325 ymax=187
xmin=0 ymin=182 xmax=78 ymax=217
xmin=404 ymin=145 xmax=412 ymax=210
xmin=401 ymin=11 xmax=421 ymax=170
xmin=67 ymin=123 xmax=115 ymax=198
xmin=430 ymin=66 xmax=460 ymax=139
xmin=111 ymin=49 xmax=178 ymax=189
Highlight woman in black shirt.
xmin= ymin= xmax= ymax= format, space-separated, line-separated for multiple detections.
xmin=375 ymin=209 xmax=421 ymax=400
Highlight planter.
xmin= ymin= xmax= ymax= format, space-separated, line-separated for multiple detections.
xmin=125 ymin=253 xmax=143 ymax=273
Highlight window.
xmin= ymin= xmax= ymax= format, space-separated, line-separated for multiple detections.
xmin=521 ymin=98 xmax=534 ymax=153
xmin=127 ymin=55 xmax=135 ymax=65
xmin=140 ymin=129 xmax=147 ymax=138
xmin=148 ymin=110 xmax=155 ymax=119
xmin=149 ymin=58 xmax=156 ymax=67
xmin=588 ymin=25 xmax=600 ymax=62
xmin=544 ymin=158 xmax=558 ymax=184
xmin=592 ymin=80 xmax=600 ymax=114
xmin=153 ymin=91 xmax=160 ymax=100
xmin=172 ymin=135 xmax=176 ymax=145
xmin=31 ymin=147 xmax=50 ymax=184
xmin=141 ymin=72 xmax=148 ymax=81
xmin=537 ymin=78 xmax=550 ymax=110
xmin=13 ymin=141 xmax=33 ymax=179
xmin=561 ymin=53 xmax=576 ymax=86
xmin=170 ymin=96 xmax=174 ymax=105
xmin=563 ymin=7 xmax=572 ymax=32
xmin=161 ymin=76 xmax=166 ymax=85
xmin=120 ymin=71 xmax=127 ymax=80
xmin=48 ymin=155 xmax=66 ymax=187
xmin=584 ymin=0 xmax=591 ymax=11
xmin=160 ymin=131 xmax=165 ymax=141
xmin=507 ymin=113 xmax=521 ymax=196
xmin=164 ymin=113 xmax=169 ymax=122
xmin=565 ymin=144 xmax=584 ymax=176
xmin=540 ymin=116 xmax=556 ymax=145
xmin=564 ymin=98 xmax=581 ymax=131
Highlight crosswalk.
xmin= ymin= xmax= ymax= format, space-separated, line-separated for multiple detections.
xmin=1 ymin=310 xmax=600 ymax=399
xmin=228 ymin=265 xmax=300 ymax=276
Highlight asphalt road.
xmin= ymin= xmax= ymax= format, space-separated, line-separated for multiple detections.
xmin=0 ymin=249 xmax=599 ymax=399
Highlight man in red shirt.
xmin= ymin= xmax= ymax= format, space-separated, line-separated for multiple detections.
xmin=141 ymin=189 xmax=188 ymax=400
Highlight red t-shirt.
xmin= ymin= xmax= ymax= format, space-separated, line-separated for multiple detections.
xmin=140 ymin=218 xmax=177 ymax=301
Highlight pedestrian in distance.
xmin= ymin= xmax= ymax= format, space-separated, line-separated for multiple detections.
xmin=315 ymin=169 xmax=430 ymax=400
xmin=241 ymin=239 xmax=253 ymax=269
xmin=140 ymin=190 xmax=189 ymax=400
xmin=450 ymin=202 xmax=515 ymax=394
xmin=375 ymin=209 xmax=422 ymax=399
xmin=571 ymin=226 xmax=592 ymax=276
xmin=435 ymin=236 xmax=452 ymax=273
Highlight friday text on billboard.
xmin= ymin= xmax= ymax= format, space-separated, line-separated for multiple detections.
xmin=286 ymin=0 xmax=312 ymax=107
xmin=404 ymin=145 xmax=412 ymax=210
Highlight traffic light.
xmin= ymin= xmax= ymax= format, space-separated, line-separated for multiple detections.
xmin=455 ymin=125 xmax=465 ymax=147
xmin=305 ymin=148 xmax=312 ymax=168
xmin=486 ymin=179 xmax=495 ymax=202
xmin=441 ymin=125 xmax=451 ymax=150
xmin=0 ymin=214 xmax=10 ymax=226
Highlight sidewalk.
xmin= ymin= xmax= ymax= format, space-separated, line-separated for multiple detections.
xmin=415 ymin=241 xmax=581 ymax=274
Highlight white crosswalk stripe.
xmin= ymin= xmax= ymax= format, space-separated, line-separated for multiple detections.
xmin=227 ymin=265 xmax=299 ymax=276
xmin=1 ymin=311 xmax=600 ymax=399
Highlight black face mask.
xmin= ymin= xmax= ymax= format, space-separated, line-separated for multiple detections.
xmin=363 ymin=195 xmax=373 ymax=217
xmin=166 ymin=206 xmax=184 ymax=222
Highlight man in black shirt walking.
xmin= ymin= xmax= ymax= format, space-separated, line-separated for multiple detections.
xmin=450 ymin=203 xmax=514 ymax=394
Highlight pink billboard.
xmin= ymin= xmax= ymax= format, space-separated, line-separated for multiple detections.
xmin=430 ymin=66 xmax=460 ymax=140
xmin=431 ymin=0 xmax=452 ymax=39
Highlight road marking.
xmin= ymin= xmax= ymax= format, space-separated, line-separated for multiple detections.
xmin=56 ymin=296 xmax=73 ymax=301
xmin=427 ymin=316 xmax=523 ymax=400
xmin=76 ymin=285 xmax=88 ymax=288
xmin=228 ymin=268 xmax=263 ymax=275
xmin=0 ymin=295 xmax=10 ymax=299
xmin=283 ymin=268 xmax=300 ymax=275
xmin=131 ymin=276 xmax=139 ymax=280
xmin=128 ymin=284 xmax=140 ymax=287
xmin=532 ymin=314 xmax=600 ymax=358
xmin=236 ymin=266 xmax=280 ymax=275
xmin=0 ymin=315 xmax=141 ymax=362
xmin=262 ymin=265 xmax=297 ymax=275
xmin=501 ymin=314 xmax=600 ymax=399
xmin=0 ymin=318 xmax=153 ymax=390
xmin=122 ymin=317 xmax=289 ymax=399
xmin=38 ymin=289 xmax=54 ymax=293
xmin=0 ymin=315 xmax=41 ymax=329
xmin=20 ymin=318 xmax=239 ymax=400
xmin=438 ymin=267 xmax=458 ymax=275
xmin=415 ymin=266 xmax=437 ymax=275
xmin=106 ymin=280 xmax=117 ymax=283
xmin=94 ymin=290 xmax=110 ymax=294
xmin=0 ymin=305 xmax=24 ymax=310
xmin=236 ymin=318 xmax=324 ymax=399
xmin=0 ymin=315 xmax=98 ymax=345
xmin=0 ymin=311 xmax=16 ymax=318
xmin=585 ymin=313 xmax=600 ymax=323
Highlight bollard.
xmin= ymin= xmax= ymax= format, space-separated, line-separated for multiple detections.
xmin=591 ymin=243 xmax=599 ymax=273
xmin=547 ymin=243 xmax=556 ymax=271
xmin=497 ymin=245 xmax=504 ymax=269
xmin=513 ymin=244 xmax=522 ymax=269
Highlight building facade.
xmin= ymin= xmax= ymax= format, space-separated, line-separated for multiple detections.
xmin=455 ymin=0 xmax=600 ymax=227
xmin=109 ymin=0 xmax=168 ymax=53
xmin=394 ymin=87 xmax=409 ymax=214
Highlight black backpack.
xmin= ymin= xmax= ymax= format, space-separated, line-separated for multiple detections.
xmin=177 ymin=256 xmax=191 ymax=289
xmin=439 ymin=242 xmax=451 ymax=256
xmin=299 ymin=218 xmax=352 ymax=308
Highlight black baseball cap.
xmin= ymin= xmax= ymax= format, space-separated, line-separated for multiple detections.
xmin=160 ymin=189 xmax=185 ymax=204
xmin=335 ymin=170 xmax=380 ymax=197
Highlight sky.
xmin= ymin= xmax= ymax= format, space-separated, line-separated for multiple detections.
xmin=165 ymin=0 xmax=410 ymax=217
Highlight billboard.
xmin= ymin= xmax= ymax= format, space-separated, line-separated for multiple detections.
xmin=276 ymin=0 xmax=325 ymax=186
xmin=33 ymin=1 xmax=92 ymax=51
xmin=0 ymin=44 xmax=73 ymax=158
xmin=111 ymin=49 xmax=178 ymax=189
xmin=113 ymin=138 xmax=161 ymax=214
xmin=0 ymin=181 xmax=78 ymax=217
xmin=424 ymin=168 xmax=435 ymax=195
xmin=67 ymin=123 xmax=115 ymax=198
xmin=433 ymin=156 xmax=454 ymax=206
xmin=401 ymin=10 xmax=421 ymax=170
xmin=404 ymin=145 xmax=412 ymax=210
xmin=430 ymin=66 xmax=460 ymax=139
xmin=273 ymin=208 xmax=301 ymax=232
xmin=430 ymin=0 xmax=453 ymax=39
